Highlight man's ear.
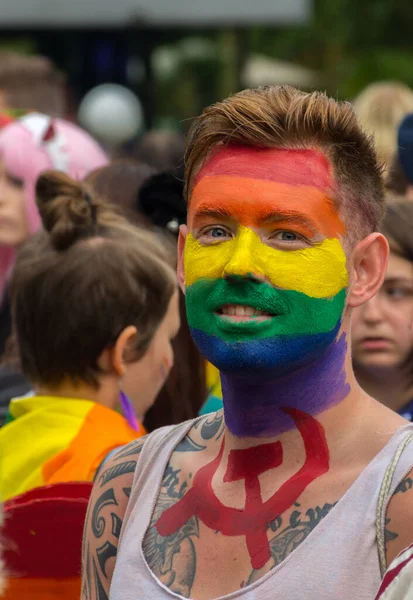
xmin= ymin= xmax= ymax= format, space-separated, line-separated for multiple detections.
xmin=177 ymin=224 xmax=187 ymax=294
xmin=347 ymin=232 xmax=389 ymax=308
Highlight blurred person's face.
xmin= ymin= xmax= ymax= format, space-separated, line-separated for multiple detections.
xmin=352 ymin=251 xmax=413 ymax=372
xmin=122 ymin=290 xmax=180 ymax=419
xmin=0 ymin=158 xmax=29 ymax=247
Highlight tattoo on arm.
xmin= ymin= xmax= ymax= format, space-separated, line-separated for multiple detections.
xmin=98 ymin=461 xmax=137 ymax=487
xmin=81 ymin=439 xmax=145 ymax=599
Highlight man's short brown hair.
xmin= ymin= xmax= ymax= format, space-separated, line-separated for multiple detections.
xmin=0 ymin=52 xmax=65 ymax=117
xmin=185 ymin=85 xmax=385 ymax=242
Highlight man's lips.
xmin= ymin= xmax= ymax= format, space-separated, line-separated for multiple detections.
xmin=216 ymin=303 xmax=274 ymax=321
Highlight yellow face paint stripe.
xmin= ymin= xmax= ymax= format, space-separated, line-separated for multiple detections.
xmin=184 ymin=226 xmax=348 ymax=299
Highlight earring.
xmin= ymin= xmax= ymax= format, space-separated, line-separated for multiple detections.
xmin=119 ymin=389 xmax=140 ymax=432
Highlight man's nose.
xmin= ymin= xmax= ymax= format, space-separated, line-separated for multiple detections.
xmin=223 ymin=227 xmax=266 ymax=282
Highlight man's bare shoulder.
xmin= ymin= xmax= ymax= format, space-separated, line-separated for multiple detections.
xmin=95 ymin=435 xmax=147 ymax=487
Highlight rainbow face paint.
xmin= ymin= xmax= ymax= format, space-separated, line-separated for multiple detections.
xmin=183 ymin=146 xmax=350 ymax=436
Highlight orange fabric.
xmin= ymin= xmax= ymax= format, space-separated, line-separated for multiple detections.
xmin=43 ymin=403 xmax=141 ymax=484
xmin=3 ymin=577 xmax=80 ymax=600
xmin=189 ymin=175 xmax=346 ymax=238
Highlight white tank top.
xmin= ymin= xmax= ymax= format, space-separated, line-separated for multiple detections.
xmin=110 ymin=419 xmax=413 ymax=600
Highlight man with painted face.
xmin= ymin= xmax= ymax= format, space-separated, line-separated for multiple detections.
xmin=81 ymin=86 xmax=413 ymax=600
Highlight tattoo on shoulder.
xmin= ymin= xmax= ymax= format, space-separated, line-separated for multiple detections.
xmin=176 ymin=411 xmax=224 ymax=453
xmin=143 ymin=465 xmax=199 ymax=597
xmin=98 ymin=460 xmax=137 ymax=487
xmin=112 ymin=437 xmax=146 ymax=460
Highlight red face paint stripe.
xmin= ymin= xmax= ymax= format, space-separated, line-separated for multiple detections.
xmin=156 ymin=408 xmax=330 ymax=571
xmin=194 ymin=146 xmax=333 ymax=192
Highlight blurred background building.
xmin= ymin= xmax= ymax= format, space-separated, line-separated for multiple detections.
xmin=1 ymin=0 xmax=413 ymax=148
xmin=0 ymin=0 xmax=309 ymax=141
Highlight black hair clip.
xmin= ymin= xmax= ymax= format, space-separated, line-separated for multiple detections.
xmin=83 ymin=189 xmax=97 ymax=226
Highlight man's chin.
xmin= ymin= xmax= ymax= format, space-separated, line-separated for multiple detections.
xmin=190 ymin=326 xmax=340 ymax=376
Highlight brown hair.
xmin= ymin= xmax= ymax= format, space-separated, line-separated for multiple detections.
xmin=11 ymin=171 xmax=176 ymax=387
xmin=0 ymin=52 xmax=65 ymax=117
xmin=381 ymin=197 xmax=413 ymax=262
xmin=85 ymin=159 xmax=155 ymax=227
xmin=185 ymin=85 xmax=385 ymax=242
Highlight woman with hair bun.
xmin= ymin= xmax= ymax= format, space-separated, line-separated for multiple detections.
xmin=0 ymin=171 xmax=179 ymax=502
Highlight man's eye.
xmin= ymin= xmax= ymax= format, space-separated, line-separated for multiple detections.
xmin=207 ymin=227 xmax=229 ymax=239
xmin=274 ymin=231 xmax=298 ymax=242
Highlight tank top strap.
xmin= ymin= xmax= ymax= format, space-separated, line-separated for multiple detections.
xmin=377 ymin=424 xmax=413 ymax=576
xmin=118 ymin=417 xmax=201 ymax=552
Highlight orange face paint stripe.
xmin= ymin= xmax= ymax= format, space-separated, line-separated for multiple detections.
xmin=190 ymin=175 xmax=346 ymax=238
xmin=194 ymin=146 xmax=334 ymax=191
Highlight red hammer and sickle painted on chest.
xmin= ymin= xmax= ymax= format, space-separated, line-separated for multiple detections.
xmin=156 ymin=407 xmax=330 ymax=570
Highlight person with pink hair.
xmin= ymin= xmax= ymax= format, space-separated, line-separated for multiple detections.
xmin=0 ymin=114 xmax=108 ymax=423
xmin=0 ymin=113 xmax=108 ymax=355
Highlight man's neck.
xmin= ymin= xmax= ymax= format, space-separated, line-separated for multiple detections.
xmin=220 ymin=333 xmax=352 ymax=445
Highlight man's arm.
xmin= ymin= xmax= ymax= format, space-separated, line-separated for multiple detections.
xmin=81 ymin=437 xmax=146 ymax=600
xmin=385 ymin=470 xmax=413 ymax=567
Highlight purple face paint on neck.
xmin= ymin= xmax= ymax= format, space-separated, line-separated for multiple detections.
xmin=222 ymin=333 xmax=350 ymax=438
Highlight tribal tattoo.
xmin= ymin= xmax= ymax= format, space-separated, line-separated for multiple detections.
xmin=81 ymin=438 xmax=145 ymax=600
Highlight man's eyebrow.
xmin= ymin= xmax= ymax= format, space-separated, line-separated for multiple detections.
xmin=261 ymin=211 xmax=318 ymax=232
xmin=192 ymin=207 xmax=234 ymax=220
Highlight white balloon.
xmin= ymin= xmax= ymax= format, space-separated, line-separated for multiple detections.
xmin=78 ymin=84 xmax=144 ymax=145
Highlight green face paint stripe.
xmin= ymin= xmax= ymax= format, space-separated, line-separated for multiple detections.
xmin=185 ymin=278 xmax=346 ymax=342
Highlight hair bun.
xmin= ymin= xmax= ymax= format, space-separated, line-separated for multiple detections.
xmin=36 ymin=170 xmax=100 ymax=250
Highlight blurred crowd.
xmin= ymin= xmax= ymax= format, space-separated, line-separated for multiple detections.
xmin=1 ymin=50 xmax=413 ymax=599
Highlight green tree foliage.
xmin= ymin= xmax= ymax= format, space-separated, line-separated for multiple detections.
xmin=250 ymin=0 xmax=413 ymax=98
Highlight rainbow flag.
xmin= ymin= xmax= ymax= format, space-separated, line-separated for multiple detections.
xmin=0 ymin=395 xmax=143 ymax=502
xmin=3 ymin=482 xmax=92 ymax=600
